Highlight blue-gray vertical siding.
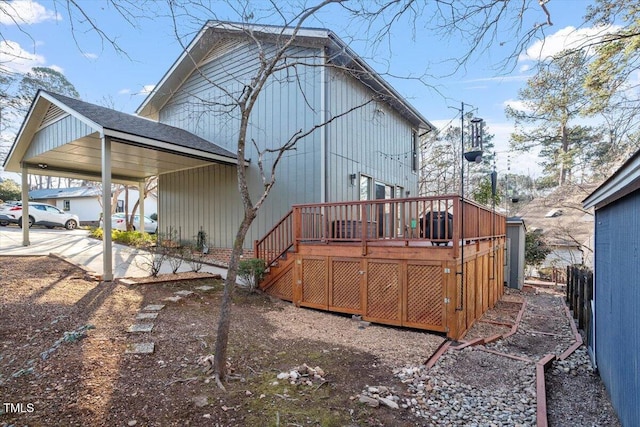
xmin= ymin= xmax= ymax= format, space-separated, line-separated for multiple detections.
xmin=158 ymin=41 xmax=323 ymax=248
xmin=326 ymin=68 xmax=418 ymax=201
xmin=24 ymin=115 xmax=95 ymax=160
xmin=594 ymin=190 xmax=640 ymax=426
xmin=156 ymin=38 xmax=421 ymax=249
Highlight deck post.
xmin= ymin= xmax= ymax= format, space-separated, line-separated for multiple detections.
xmin=292 ymin=207 xmax=301 ymax=253
xmin=452 ymin=197 xmax=460 ymax=257
xmin=361 ymin=203 xmax=368 ymax=256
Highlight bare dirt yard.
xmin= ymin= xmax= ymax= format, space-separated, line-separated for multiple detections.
xmin=0 ymin=256 xmax=620 ymax=426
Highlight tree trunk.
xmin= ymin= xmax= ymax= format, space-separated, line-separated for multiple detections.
xmin=212 ymin=210 xmax=255 ymax=384
xmin=560 ymin=123 xmax=569 ymax=185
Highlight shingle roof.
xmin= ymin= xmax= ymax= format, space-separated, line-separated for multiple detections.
xmin=44 ymin=91 xmax=237 ymax=160
xmin=29 ymin=186 xmax=101 ymax=199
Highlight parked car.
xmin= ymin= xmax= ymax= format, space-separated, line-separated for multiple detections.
xmin=0 ymin=202 xmax=79 ymax=230
xmin=0 ymin=201 xmax=20 ymax=226
xmin=105 ymin=213 xmax=158 ymax=233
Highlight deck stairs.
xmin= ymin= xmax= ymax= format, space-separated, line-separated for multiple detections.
xmin=255 ymin=209 xmax=295 ymax=292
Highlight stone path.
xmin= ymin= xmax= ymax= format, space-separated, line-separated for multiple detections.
xmin=125 ymin=286 xmax=215 ymax=354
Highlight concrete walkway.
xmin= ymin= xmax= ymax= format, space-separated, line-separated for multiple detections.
xmin=0 ymin=227 xmax=229 ymax=280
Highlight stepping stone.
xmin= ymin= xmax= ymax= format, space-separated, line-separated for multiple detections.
xmin=128 ymin=324 xmax=154 ymax=333
xmin=174 ymin=290 xmax=194 ymax=297
xmin=125 ymin=342 xmax=155 ymax=354
xmin=164 ymin=296 xmax=182 ymax=303
xmin=195 ymin=285 xmax=215 ymax=291
xmin=142 ymin=304 xmax=165 ymax=311
xmin=136 ymin=312 xmax=159 ymax=320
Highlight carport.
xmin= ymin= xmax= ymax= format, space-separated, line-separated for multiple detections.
xmin=3 ymin=90 xmax=242 ymax=281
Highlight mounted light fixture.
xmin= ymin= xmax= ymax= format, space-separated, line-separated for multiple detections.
xmin=349 ymin=173 xmax=357 ymax=186
xmin=37 ymin=163 xmax=48 ymax=169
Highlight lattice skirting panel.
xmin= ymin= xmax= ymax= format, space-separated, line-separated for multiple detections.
xmin=406 ymin=264 xmax=443 ymax=327
xmin=265 ymin=268 xmax=294 ymax=301
xmin=301 ymin=258 xmax=327 ymax=306
xmin=330 ymin=260 xmax=361 ymax=311
xmin=366 ymin=262 xmax=400 ymax=322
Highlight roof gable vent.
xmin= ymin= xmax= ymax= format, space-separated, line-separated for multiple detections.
xmin=40 ymin=104 xmax=68 ymax=128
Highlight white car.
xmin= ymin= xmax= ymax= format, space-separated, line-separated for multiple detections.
xmin=109 ymin=213 xmax=158 ymax=233
xmin=0 ymin=202 xmax=79 ymax=230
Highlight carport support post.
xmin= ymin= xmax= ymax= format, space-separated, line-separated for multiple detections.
xmin=21 ymin=164 xmax=29 ymax=246
xmin=138 ymin=180 xmax=144 ymax=232
xmin=101 ymin=134 xmax=113 ymax=282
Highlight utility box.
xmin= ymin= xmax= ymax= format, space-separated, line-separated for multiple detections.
xmin=506 ymin=217 xmax=526 ymax=289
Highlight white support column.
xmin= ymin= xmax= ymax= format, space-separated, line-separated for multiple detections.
xmin=21 ymin=164 xmax=30 ymax=246
xmin=138 ymin=180 xmax=145 ymax=232
xmin=101 ymin=134 xmax=113 ymax=282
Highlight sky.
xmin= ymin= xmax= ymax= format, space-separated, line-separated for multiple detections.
xmin=0 ymin=0 xmax=607 ymax=179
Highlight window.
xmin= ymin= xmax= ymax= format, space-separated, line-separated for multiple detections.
xmin=63 ymin=200 xmax=70 ymax=211
xmin=116 ymin=200 xmax=125 ymax=213
xmin=359 ymin=175 xmax=372 ymax=200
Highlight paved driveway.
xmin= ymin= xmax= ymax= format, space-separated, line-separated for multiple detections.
xmin=0 ymin=226 xmax=229 ymax=280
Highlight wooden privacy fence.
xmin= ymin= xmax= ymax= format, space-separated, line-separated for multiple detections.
xmin=566 ymin=265 xmax=593 ymax=345
xmin=256 ymin=195 xmax=507 ymax=339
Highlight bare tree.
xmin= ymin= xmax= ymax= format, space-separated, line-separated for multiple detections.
xmin=342 ymin=0 xmax=555 ymax=75
xmin=162 ymin=0 xmax=394 ymax=385
xmin=124 ymin=177 xmax=158 ymax=231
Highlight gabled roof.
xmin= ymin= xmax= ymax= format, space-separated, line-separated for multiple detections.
xmin=583 ymin=148 xmax=640 ymax=209
xmin=3 ymin=90 xmax=242 ymax=184
xmin=43 ymin=91 xmax=237 ymax=160
xmin=137 ymin=21 xmax=433 ymax=131
xmin=30 ymin=186 xmax=101 ymax=199
xmin=29 ymin=185 xmax=159 ymax=200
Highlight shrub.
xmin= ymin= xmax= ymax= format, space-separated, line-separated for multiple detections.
xmin=196 ymin=229 xmax=208 ymax=252
xmin=89 ymin=227 xmax=103 ymax=239
xmin=184 ymin=243 xmax=206 ymax=273
xmin=525 ymin=231 xmax=551 ymax=268
xmin=238 ymin=258 xmax=266 ymax=293
xmin=89 ymin=227 xmax=155 ymax=248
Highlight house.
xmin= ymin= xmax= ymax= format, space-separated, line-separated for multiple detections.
xmin=3 ymin=21 xmax=506 ymax=339
xmin=136 ymin=21 xmax=433 ymax=262
xmin=583 ymin=149 xmax=640 ymax=427
xmin=514 ymin=183 xmax=598 ymax=277
xmin=29 ymin=186 xmax=157 ymax=225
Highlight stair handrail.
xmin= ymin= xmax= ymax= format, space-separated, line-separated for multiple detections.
xmin=254 ymin=209 xmax=294 ymax=268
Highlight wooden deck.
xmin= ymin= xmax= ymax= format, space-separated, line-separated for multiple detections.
xmin=255 ymin=195 xmax=506 ymax=340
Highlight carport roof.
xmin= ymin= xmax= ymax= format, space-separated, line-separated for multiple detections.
xmin=3 ymin=90 xmax=240 ymax=184
xmin=45 ymin=92 xmax=235 ymax=157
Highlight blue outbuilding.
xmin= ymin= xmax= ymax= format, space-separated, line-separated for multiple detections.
xmin=583 ymin=149 xmax=640 ymax=427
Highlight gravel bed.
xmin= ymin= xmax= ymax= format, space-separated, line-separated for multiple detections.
xmin=392 ymin=347 xmax=537 ymax=426
xmin=357 ymin=287 xmax=620 ymax=426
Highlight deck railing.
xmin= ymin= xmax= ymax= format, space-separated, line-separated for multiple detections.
xmin=255 ymin=195 xmax=506 ymax=266
xmin=254 ymin=210 xmax=293 ymax=268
